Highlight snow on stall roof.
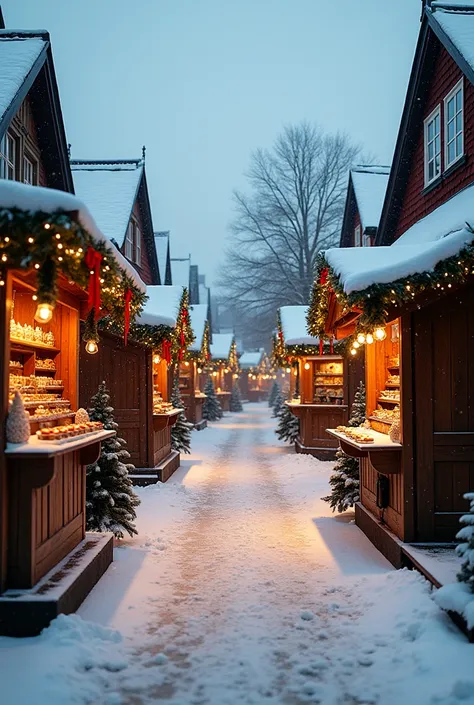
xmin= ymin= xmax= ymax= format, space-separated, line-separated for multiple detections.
xmin=171 ymin=258 xmax=190 ymax=288
xmin=239 ymin=350 xmax=264 ymax=369
xmin=0 ymin=179 xmax=146 ymax=292
xmin=71 ymin=162 xmax=142 ymax=247
xmin=210 ymin=333 xmax=233 ymax=360
xmin=0 ymin=33 xmax=46 ymax=124
xmin=136 ymin=285 xmax=183 ymax=328
xmin=280 ymin=306 xmax=319 ymax=346
xmin=154 ymin=231 xmax=169 ymax=283
xmin=189 ymin=304 xmax=208 ymax=351
xmin=431 ymin=3 xmax=474 ymax=74
xmin=351 ymin=167 xmax=390 ymax=230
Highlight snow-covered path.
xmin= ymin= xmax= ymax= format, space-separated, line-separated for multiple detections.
xmin=1 ymin=404 xmax=474 ymax=705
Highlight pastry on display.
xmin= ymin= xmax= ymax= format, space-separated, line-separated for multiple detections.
xmin=387 ymin=374 xmax=400 ymax=385
xmin=379 ymin=389 xmax=400 ymax=401
xmin=35 ymin=358 xmax=56 ymax=370
xmin=10 ymin=319 xmax=56 ymax=347
xmin=36 ymin=421 xmax=103 ymax=442
xmin=335 ymin=425 xmax=374 ymax=443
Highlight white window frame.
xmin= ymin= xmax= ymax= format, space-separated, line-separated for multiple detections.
xmin=444 ymin=78 xmax=464 ymax=170
xmin=23 ymin=154 xmax=36 ymax=185
xmin=134 ymin=223 xmax=141 ymax=265
xmin=354 ymin=225 xmax=362 ymax=247
xmin=424 ymin=105 xmax=441 ymax=187
xmin=0 ymin=132 xmax=16 ymax=180
xmin=125 ymin=221 xmax=134 ymax=260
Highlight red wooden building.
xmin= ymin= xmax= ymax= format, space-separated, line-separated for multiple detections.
xmin=310 ymin=1 xmax=474 ymax=566
xmin=339 ymin=166 xmax=390 ymax=248
xmin=209 ymin=332 xmax=235 ymax=411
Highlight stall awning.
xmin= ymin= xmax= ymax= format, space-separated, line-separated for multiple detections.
xmin=210 ymin=333 xmax=233 ymax=361
xmin=137 ymin=285 xmax=184 ymax=328
xmin=280 ymin=306 xmax=319 ymax=346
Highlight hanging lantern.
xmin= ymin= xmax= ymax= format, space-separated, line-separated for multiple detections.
xmin=85 ymin=339 xmax=99 ymax=355
xmin=34 ymin=301 xmax=54 ymax=324
xmin=304 ymin=362 xmax=310 ymax=370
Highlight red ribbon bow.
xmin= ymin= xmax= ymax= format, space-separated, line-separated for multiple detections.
xmin=124 ymin=288 xmax=133 ymax=346
xmin=320 ymin=268 xmax=329 ymax=286
xmin=162 ymin=340 xmax=172 ymax=364
xmin=319 ymin=340 xmax=324 ymax=356
xmin=85 ymin=247 xmax=103 ymax=320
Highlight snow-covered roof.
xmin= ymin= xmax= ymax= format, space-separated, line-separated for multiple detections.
xmin=351 ymin=167 xmax=390 ymax=230
xmin=0 ymin=33 xmax=46 ymax=125
xmin=210 ymin=333 xmax=233 ymax=361
xmin=0 ymin=179 xmax=146 ymax=292
xmin=154 ymin=231 xmax=169 ymax=283
xmin=71 ymin=162 xmax=143 ymax=248
xmin=137 ymin=285 xmax=184 ymax=328
xmin=280 ymin=306 xmax=319 ymax=346
xmin=239 ymin=350 xmax=264 ymax=369
xmin=189 ymin=304 xmax=208 ymax=352
xmin=171 ymin=258 xmax=190 ymax=289
xmin=431 ymin=3 xmax=474 ymax=76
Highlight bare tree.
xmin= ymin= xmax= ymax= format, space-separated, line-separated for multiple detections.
xmin=218 ymin=123 xmax=361 ymax=346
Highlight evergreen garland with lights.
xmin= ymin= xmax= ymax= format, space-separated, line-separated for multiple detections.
xmin=228 ymin=337 xmax=239 ymax=373
xmin=171 ymin=288 xmax=195 ymax=363
xmin=170 ymin=374 xmax=193 ymax=454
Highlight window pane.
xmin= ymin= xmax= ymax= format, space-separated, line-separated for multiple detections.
xmin=447 ymin=97 xmax=455 ymax=120
xmin=428 ymin=121 xmax=434 ymax=140
xmin=456 ymin=89 xmax=462 ymax=112
xmin=434 ymin=114 xmax=440 ymax=133
xmin=448 ymin=120 xmax=455 ymax=141
xmin=428 ymin=142 xmax=433 ymax=160
xmin=435 ymin=136 xmax=440 ymax=155
xmin=456 ymin=133 xmax=462 ymax=156
xmin=429 ymin=161 xmax=434 ymax=180
xmin=448 ymin=142 xmax=455 ymax=164
xmin=456 ymin=113 xmax=462 ymax=134
xmin=435 ymin=155 xmax=441 ymax=174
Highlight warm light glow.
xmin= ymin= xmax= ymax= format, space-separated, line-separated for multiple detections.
xmin=34 ymin=302 xmax=54 ymax=324
xmin=304 ymin=362 xmax=310 ymax=370
xmin=357 ymin=333 xmax=366 ymax=344
xmin=197 ymin=367 xmax=202 ymax=374
xmin=366 ymin=333 xmax=374 ymax=344
xmin=293 ymin=369 xmax=297 ymax=376
xmin=286 ymin=367 xmax=291 ymax=374
xmin=153 ymin=354 xmax=161 ymax=364
xmin=350 ymin=348 xmax=357 ymax=356
xmin=185 ymin=361 xmax=190 ymax=367
xmin=374 ymin=327 xmax=387 ymax=341
xmin=353 ymin=341 xmax=360 ymax=349
xmin=233 ymin=373 xmax=239 ymax=379
xmin=85 ymin=340 xmax=99 ymax=355
xmin=212 ymin=371 xmax=218 ymax=377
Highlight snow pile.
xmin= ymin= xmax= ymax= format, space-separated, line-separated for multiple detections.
xmin=431 ymin=3 xmax=474 ymax=75
xmin=351 ymin=168 xmax=389 ymax=229
xmin=239 ymin=349 xmax=264 ymax=369
xmin=170 ymin=257 xmax=190 ymax=288
xmin=71 ymin=163 xmax=143 ymax=248
xmin=137 ymin=284 xmax=183 ymax=327
xmin=0 ymin=179 xmax=146 ymax=292
xmin=189 ymin=304 xmax=208 ymax=351
xmin=210 ymin=332 xmax=233 ymax=360
xmin=280 ymin=305 xmax=319 ymax=345
xmin=0 ymin=34 xmax=46 ymax=123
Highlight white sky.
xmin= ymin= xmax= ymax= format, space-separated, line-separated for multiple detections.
xmin=2 ymin=0 xmax=421 ymax=286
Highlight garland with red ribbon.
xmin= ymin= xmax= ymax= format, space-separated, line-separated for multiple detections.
xmin=162 ymin=339 xmax=172 ymax=364
xmin=123 ymin=288 xmax=133 ymax=346
xmin=84 ymin=246 xmax=103 ymax=320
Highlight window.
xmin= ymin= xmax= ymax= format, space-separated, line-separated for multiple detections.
xmin=0 ymin=132 xmax=17 ymax=180
xmin=354 ymin=225 xmax=362 ymax=247
xmin=23 ymin=155 xmax=37 ymax=185
xmin=444 ymin=79 xmax=463 ymax=169
xmin=125 ymin=221 xmax=134 ymax=260
xmin=424 ymin=105 xmax=441 ymax=186
xmin=363 ymin=232 xmax=371 ymax=247
xmin=134 ymin=224 xmax=141 ymax=265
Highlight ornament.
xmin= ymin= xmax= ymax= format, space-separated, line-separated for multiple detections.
xmin=7 ymin=392 xmax=31 ymax=444
xmin=75 ymin=408 xmax=90 ymax=424
xmin=389 ymin=419 xmax=401 ymax=443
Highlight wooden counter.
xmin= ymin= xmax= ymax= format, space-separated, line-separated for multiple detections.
xmin=326 ymin=427 xmax=402 ymax=475
xmin=216 ymin=391 xmax=231 ymax=411
xmin=287 ymin=401 xmax=347 ymax=459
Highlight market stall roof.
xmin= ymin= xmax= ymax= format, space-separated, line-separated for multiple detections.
xmin=136 ymin=285 xmax=183 ymax=328
xmin=280 ymin=306 xmax=319 ymax=346
xmin=351 ymin=167 xmax=390 ymax=230
xmin=171 ymin=257 xmax=190 ymax=289
xmin=189 ymin=304 xmax=208 ymax=352
xmin=210 ymin=332 xmax=233 ymax=361
xmin=71 ymin=161 xmax=143 ymax=249
xmin=239 ymin=350 xmax=265 ymax=370
xmin=0 ymin=179 xmax=146 ymax=292
xmin=325 ymin=183 xmax=474 ymax=295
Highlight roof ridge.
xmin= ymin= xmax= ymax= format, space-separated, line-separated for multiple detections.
xmin=70 ymin=158 xmax=142 ymax=168
xmin=0 ymin=30 xmax=49 ymax=39
xmin=430 ymin=2 xmax=474 ymax=13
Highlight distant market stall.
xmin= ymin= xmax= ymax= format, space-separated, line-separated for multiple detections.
xmin=180 ymin=304 xmax=210 ymax=430
xmin=209 ymin=333 xmax=237 ymax=411
xmin=239 ymin=348 xmax=272 ymax=401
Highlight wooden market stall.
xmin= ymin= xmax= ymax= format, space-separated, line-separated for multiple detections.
xmin=0 ymin=181 xmax=149 ymax=635
xmin=209 ymin=333 xmax=236 ymax=411
xmin=310 ymin=226 xmax=474 ymax=565
xmin=179 ymin=304 xmax=210 ymax=430
xmin=276 ymin=306 xmax=364 ymax=459
xmin=239 ymin=349 xmax=273 ymax=402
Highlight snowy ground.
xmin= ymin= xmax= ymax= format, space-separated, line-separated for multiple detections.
xmin=1 ymin=404 xmax=473 ymax=705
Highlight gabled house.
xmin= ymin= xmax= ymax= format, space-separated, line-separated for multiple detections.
xmin=170 ymin=255 xmax=190 ymax=292
xmin=71 ymin=158 xmax=159 ymax=285
xmin=0 ymin=26 xmax=73 ymax=192
xmin=339 ymin=166 xmax=390 ymax=247
xmin=154 ymin=230 xmax=172 ymax=285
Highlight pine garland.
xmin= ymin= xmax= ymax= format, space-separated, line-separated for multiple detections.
xmin=170 ymin=375 xmax=193 ymax=454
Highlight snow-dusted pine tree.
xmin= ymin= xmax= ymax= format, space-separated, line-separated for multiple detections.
xmin=268 ymin=381 xmax=280 ymax=408
xmin=86 ymin=381 xmax=140 ymax=538
xmin=171 ymin=375 xmax=193 ymax=454
xmin=323 ymin=381 xmax=366 ymax=513
xmin=202 ymin=377 xmax=223 ymax=421
xmin=456 ymin=493 xmax=474 ymax=591
xmin=272 ymin=387 xmax=285 ymax=418
xmin=275 ymin=398 xmax=299 ymax=444
xmin=230 ymin=382 xmax=243 ymax=412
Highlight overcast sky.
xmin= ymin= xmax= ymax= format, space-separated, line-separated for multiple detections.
xmin=3 ymin=0 xmax=421 ymax=287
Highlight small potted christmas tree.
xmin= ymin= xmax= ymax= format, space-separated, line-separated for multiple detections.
xmin=170 ymin=375 xmax=193 ymax=454
xmin=275 ymin=394 xmax=300 ymax=444
xmin=86 ymin=382 xmax=140 ymax=538
xmin=203 ymin=377 xmax=223 ymax=421
xmin=230 ymin=382 xmax=243 ymax=412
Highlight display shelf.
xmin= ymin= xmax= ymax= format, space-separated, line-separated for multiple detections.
xmin=20 ymin=400 xmax=69 ymax=409
xmin=29 ymin=412 xmax=75 ymax=424
xmin=5 ymin=429 xmax=115 ymax=458
xmin=34 ymin=367 xmax=56 ymax=374
xmin=315 ymin=383 xmax=343 ymax=387
xmin=368 ymin=415 xmax=393 ymax=425
xmin=377 ymin=397 xmax=400 ymax=405
xmin=387 ymin=365 xmax=399 ymax=371
xmin=314 ymin=373 xmax=343 ymax=378
xmin=385 ymin=383 xmax=400 ymax=388
xmin=327 ymin=427 xmax=401 ymax=450
xmin=10 ymin=338 xmax=60 ymax=353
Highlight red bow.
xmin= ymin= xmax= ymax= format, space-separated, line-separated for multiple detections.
xmin=319 ymin=340 xmax=323 ymax=356
xmin=278 ymin=330 xmax=284 ymax=342
xmin=124 ymin=288 xmax=133 ymax=346
xmin=320 ymin=268 xmax=328 ymax=286
xmin=85 ymin=246 xmax=103 ymax=320
xmin=162 ymin=340 xmax=172 ymax=364
xmin=330 ymin=337 xmax=334 ymax=354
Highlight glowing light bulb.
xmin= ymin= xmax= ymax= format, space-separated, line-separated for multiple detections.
xmin=212 ymin=371 xmax=218 ymax=377
xmin=374 ymin=327 xmax=387 ymax=341
xmin=350 ymin=348 xmax=357 ymax=356
xmin=184 ymin=361 xmax=190 ymax=367
xmin=353 ymin=341 xmax=360 ymax=349
xmin=153 ymin=354 xmax=161 ymax=364
xmin=366 ymin=333 xmax=374 ymax=344
xmin=85 ymin=340 xmax=99 ymax=355
xmin=34 ymin=302 xmax=54 ymax=323
xmin=357 ymin=333 xmax=366 ymax=345
xmin=197 ymin=367 xmax=202 ymax=374
xmin=293 ymin=369 xmax=297 ymax=376
xmin=304 ymin=362 xmax=310 ymax=370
